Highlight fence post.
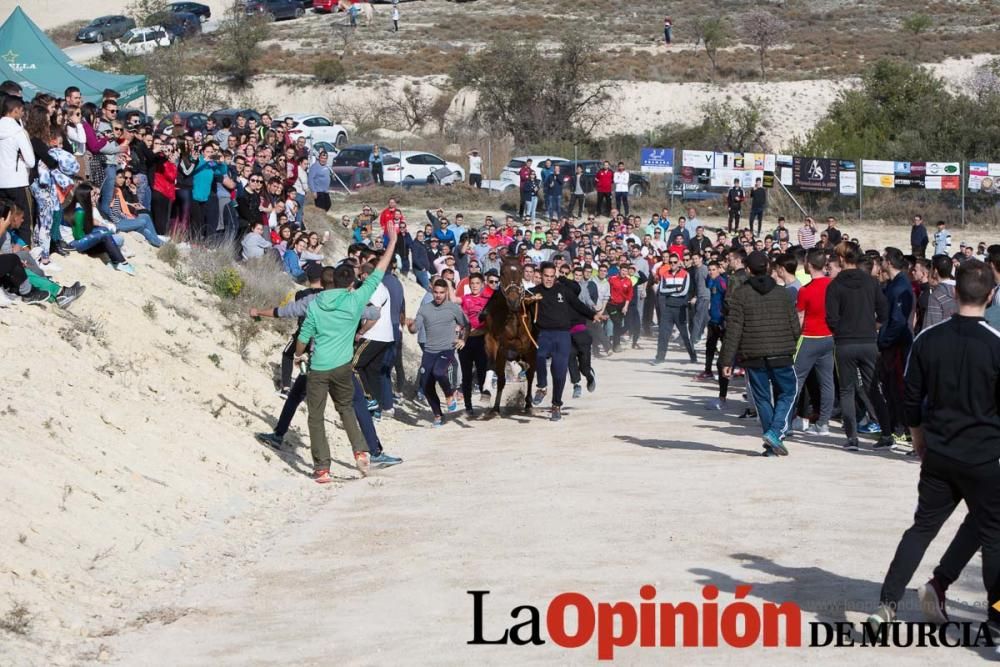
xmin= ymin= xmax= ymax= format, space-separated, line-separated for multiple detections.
xmin=858 ymin=167 xmax=864 ymax=224
xmin=961 ymin=159 xmax=966 ymax=227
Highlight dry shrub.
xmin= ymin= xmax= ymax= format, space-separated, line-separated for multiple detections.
xmin=0 ymin=601 xmax=32 ymax=636
xmin=46 ymin=21 xmax=87 ymax=49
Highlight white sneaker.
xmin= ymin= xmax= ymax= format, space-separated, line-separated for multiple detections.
xmin=0 ymin=289 xmax=17 ymax=306
xmin=157 ymin=235 xmax=171 ymax=244
xmin=41 ymin=262 xmax=62 ymax=274
xmin=807 ymin=423 xmax=831 ymax=436
xmin=792 ymin=417 xmax=808 ymax=432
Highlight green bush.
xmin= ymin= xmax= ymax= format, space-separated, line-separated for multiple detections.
xmin=211 ymin=268 xmax=244 ymax=299
xmin=313 ymin=58 xmax=347 ymax=85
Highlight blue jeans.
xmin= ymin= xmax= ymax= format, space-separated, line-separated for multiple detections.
xmin=746 ymin=364 xmax=798 ymax=441
xmin=116 ymin=213 xmax=162 ymax=247
xmin=98 ymin=164 xmax=117 ymax=221
xmin=379 ymin=338 xmax=398 ymax=411
xmin=535 ymin=329 xmax=571 ymax=407
xmin=524 ymin=196 xmax=538 ymax=222
xmin=70 ymin=228 xmax=126 ymax=264
xmin=545 ymin=194 xmax=560 ymax=218
xmin=414 ymin=269 xmax=430 ymax=291
xmin=295 ymin=193 xmax=305 ymax=226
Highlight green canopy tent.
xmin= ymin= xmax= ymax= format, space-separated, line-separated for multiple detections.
xmin=0 ymin=6 xmax=146 ymax=106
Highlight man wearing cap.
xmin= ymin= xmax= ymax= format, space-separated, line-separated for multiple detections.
xmin=720 ymin=251 xmax=801 ymax=457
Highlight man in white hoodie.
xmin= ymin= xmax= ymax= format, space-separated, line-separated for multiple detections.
xmin=0 ymin=96 xmax=35 ymax=242
xmin=613 ymin=161 xmax=630 ymax=216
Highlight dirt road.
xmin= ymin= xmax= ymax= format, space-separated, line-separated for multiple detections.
xmin=106 ymin=347 xmax=988 ymax=664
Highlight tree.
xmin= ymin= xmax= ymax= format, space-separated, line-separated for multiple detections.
xmin=215 ymin=3 xmax=269 ymax=88
xmin=451 ymin=32 xmax=614 ymax=145
xmin=741 ymin=10 xmax=786 ymax=81
xmin=691 ymin=16 xmax=730 ymax=77
xmin=699 ymin=96 xmax=771 ymax=152
xmin=127 ymin=0 xmax=170 ymax=27
xmin=145 ymin=47 xmax=225 ymax=114
xmin=902 ymin=13 xmax=932 ymax=38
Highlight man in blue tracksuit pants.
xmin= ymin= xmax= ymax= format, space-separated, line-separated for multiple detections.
xmin=529 ymin=261 xmax=602 ymax=422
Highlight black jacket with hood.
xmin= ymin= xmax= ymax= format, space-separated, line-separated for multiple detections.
xmin=720 ymin=274 xmax=800 ymax=368
xmin=825 ymin=268 xmax=888 ymax=344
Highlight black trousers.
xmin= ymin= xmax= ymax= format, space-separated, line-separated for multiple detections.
xmin=879 ymin=449 xmax=1000 ymax=623
xmin=607 ymin=303 xmax=626 ymax=350
xmin=280 ymin=335 xmax=297 ymax=389
xmin=727 ymin=206 xmax=741 ymax=232
xmin=570 ymin=193 xmax=585 ymax=217
xmin=314 ymin=192 xmax=331 ymax=211
xmin=151 ymin=190 xmax=172 ymax=236
xmin=568 ymin=329 xmax=593 ymax=385
xmin=0 ymin=253 xmax=28 ymax=291
xmin=879 ymin=343 xmax=910 ymax=436
xmin=458 ymin=335 xmax=489 ymax=409
xmin=596 ymin=192 xmax=611 ymax=216
xmin=469 ymin=174 xmax=482 ymax=189
xmin=190 ymin=199 xmax=208 ymax=241
xmin=588 ymin=320 xmax=612 ymax=355
xmin=834 ymin=342 xmax=890 ymax=442
xmin=614 ymin=192 xmax=629 ymax=215
xmin=749 ymin=208 xmax=764 ymax=235
xmin=704 ymin=322 xmax=730 ymax=399
xmin=352 ymin=339 xmax=392 ymax=407
xmin=372 ymin=164 xmax=384 ymax=185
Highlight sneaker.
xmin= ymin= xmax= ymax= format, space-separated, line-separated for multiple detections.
xmin=761 ymin=447 xmax=779 ymax=458
xmin=56 ymin=283 xmax=85 ymax=309
xmin=114 ymin=262 xmax=136 ymax=276
xmin=891 ymin=441 xmax=914 ymax=455
xmin=465 ymin=407 xmax=476 ymax=418
xmin=893 ymin=432 xmax=913 ymax=445
xmin=20 ymin=287 xmax=49 ymax=305
xmin=586 ymin=369 xmax=597 ymax=393
xmin=382 ymin=407 xmax=395 ymax=419
xmin=572 ymin=384 xmax=582 ymax=399
xmin=314 ymin=469 xmax=333 ymax=484
xmin=532 ymin=388 xmax=547 ymax=406
xmin=650 ymin=359 xmax=664 ymax=366
xmin=738 ymin=408 xmax=756 ymax=419
xmin=917 ymin=578 xmax=949 ymax=624
xmin=0 ymin=289 xmax=16 ymax=307
xmin=354 ymin=451 xmax=370 ymax=477
xmin=874 ymin=436 xmax=894 ymax=450
xmin=806 ymin=423 xmax=831 ymax=436
xmin=416 ymin=390 xmax=426 ymax=403
xmin=432 ymin=415 xmax=443 ymax=427
xmin=255 ymin=432 xmax=285 ymax=449
xmin=866 ymin=604 xmax=895 ymax=629
xmin=52 ymin=241 xmax=72 ymax=257
xmin=843 ymin=439 xmax=860 ymax=451
xmin=791 ymin=417 xmax=808 ymax=433
xmin=371 ymin=452 xmax=403 ymax=468
xmin=157 ymin=235 xmax=171 ymax=244
xmin=550 ymin=406 xmax=562 ymax=422
xmin=858 ymin=421 xmax=882 ymax=434
xmin=694 ymin=371 xmax=714 ymax=381
xmin=278 ymin=387 xmax=291 ymax=400
xmin=709 ymin=398 xmax=726 ymax=410
xmin=446 ymin=397 xmax=458 ymax=412
xmin=763 ymin=431 xmax=788 ymax=456
xmin=372 ymin=410 xmax=382 ymax=421
xmin=366 ymin=399 xmax=379 ymax=412
xmin=631 ymin=342 xmax=642 ymax=350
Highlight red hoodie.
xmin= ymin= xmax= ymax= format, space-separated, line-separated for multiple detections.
xmin=595 ymin=168 xmax=614 ymax=194
xmin=609 ymin=274 xmax=634 ymax=305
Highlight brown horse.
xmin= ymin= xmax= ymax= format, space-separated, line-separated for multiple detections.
xmin=482 ymin=253 xmax=539 ymax=416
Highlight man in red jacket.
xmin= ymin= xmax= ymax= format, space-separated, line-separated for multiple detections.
xmin=607 ymin=264 xmax=633 ymax=352
xmin=379 ymin=197 xmax=404 ymax=233
xmin=517 ymin=159 xmax=534 ymax=219
xmin=595 ymin=160 xmax=614 ymax=218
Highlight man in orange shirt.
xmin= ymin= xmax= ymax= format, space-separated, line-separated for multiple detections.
xmin=607 ymin=264 xmax=633 ymax=352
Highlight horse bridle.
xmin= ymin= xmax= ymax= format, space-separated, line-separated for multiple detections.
xmin=502 ymin=281 xmax=525 ymax=309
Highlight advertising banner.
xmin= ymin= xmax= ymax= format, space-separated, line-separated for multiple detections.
xmin=793 ymin=157 xmax=839 ymax=193
xmin=639 ymin=148 xmax=675 ymax=174
xmin=969 ymin=162 xmax=1000 ymax=194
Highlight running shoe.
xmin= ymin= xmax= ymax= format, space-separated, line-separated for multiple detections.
xmin=371 ymin=452 xmax=403 ymax=468
xmin=761 ymin=447 xmax=779 ymax=458
xmin=550 ymin=406 xmax=562 ymax=422
xmin=532 ymin=388 xmax=547 ymax=405
xmin=791 ymin=417 xmax=808 ymax=433
xmin=354 ymin=451 xmax=370 ymax=477
xmin=874 ymin=436 xmax=894 ymax=450
xmin=586 ymin=369 xmax=597 ymax=393
xmin=382 ymin=408 xmax=395 ymax=419
xmin=738 ymin=408 xmax=756 ymax=419
xmin=858 ymin=421 xmax=882 ymax=434
xmin=806 ymin=423 xmax=831 ymax=436
xmin=893 ymin=432 xmax=913 ymax=445
xmin=709 ymin=398 xmax=726 ymax=410
xmin=843 ymin=439 xmax=860 ymax=451
xmin=366 ymin=399 xmax=379 ymax=412
xmin=917 ymin=578 xmax=949 ymax=624
xmin=255 ymin=432 xmax=285 ymax=449
xmin=891 ymin=441 xmax=914 ymax=455
xmin=278 ymin=387 xmax=291 ymax=400
xmin=56 ymin=283 xmax=85 ymax=309
xmin=114 ymin=262 xmax=136 ymax=276
xmin=314 ymin=469 xmax=333 ymax=484
xmin=21 ymin=287 xmax=49 ymax=305
xmin=763 ymin=431 xmax=788 ymax=456
xmin=572 ymin=385 xmax=582 ymax=399
xmin=447 ymin=397 xmax=458 ymax=412
xmin=650 ymin=359 xmax=664 ymax=366
xmin=694 ymin=371 xmax=714 ymax=381
xmin=432 ymin=416 xmax=443 ymax=428
xmin=372 ymin=410 xmax=382 ymax=421
xmin=865 ymin=604 xmax=895 ymax=629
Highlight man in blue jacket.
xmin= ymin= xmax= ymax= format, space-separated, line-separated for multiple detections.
xmin=544 ymin=164 xmax=563 ymax=219
xmin=910 ymin=214 xmax=929 ymax=258
xmin=878 ymin=247 xmax=915 ymax=446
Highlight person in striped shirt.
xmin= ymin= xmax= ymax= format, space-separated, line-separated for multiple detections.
xmin=797 ymin=216 xmax=817 ymax=249
xmin=652 ymin=252 xmax=697 ymax=364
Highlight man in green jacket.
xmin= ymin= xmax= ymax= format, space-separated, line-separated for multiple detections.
xmin=720 ymin=251 xmax=801 ymax=458
xmin=295 ymin=226 xmax=398 ymax=482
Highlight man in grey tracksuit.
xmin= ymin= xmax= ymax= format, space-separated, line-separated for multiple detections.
xmin=688 ymin=253 xmax=710 ymax=345
xmin=791 ymin=248 xmax=836 ymax=433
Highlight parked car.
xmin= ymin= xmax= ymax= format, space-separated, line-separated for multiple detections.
xmin=168 ymin=2 xmax=211 ymax=20
xmin=384 ymin=151 xmax=464 ymax=185
xmin=149 ymin=11 xmax=202 ymax=41
xmin=553 ymin=159 xmax=650 ymax=199
xmin=499 ymin=155 xmax=569 ymax=188
xmin=154 ymin=112 xmax=210 ymax=135
xmin=102 ymin=26 xmax=172 ymax=57
xmin=310 ymin=141 xmax=337 ymax=160
xmin=245 ymin=0 xmax=306 ymax=20
xmin=209 ymin=108 xmax=263 ymax=127
xmin=76 ymin=15 xmax=135 ymax=43
xmin=329 ymin=167 xmax=376 ymax=193
xmin=276 ymin=114 xmax=348 ymax=148
xmin=331 ymin=144 xmax=392 ymax=169
xmin=312 ymin=0 xmax=337 ymax=12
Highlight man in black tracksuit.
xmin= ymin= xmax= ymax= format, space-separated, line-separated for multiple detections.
xmin=825 ymin=242 xmax=893 ymax=451
xmin=530 ymin=262 xmax=600 ymax=421
xmin=870 ymin=259 xmax=1000 ymax=629
xmin=877 ymin=248 xmax=914 ymax=442
xmin=563 ymin=275 xmax=598 ymax=399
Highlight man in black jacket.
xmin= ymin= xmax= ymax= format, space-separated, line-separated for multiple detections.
xmin=826 ymin=242 xmax=893 ymax=451
xmin=530 ymin=261 xmax=602 ymax=421
xmin=236 ymin=173 xmax=263 ymax=233
xmin=748 ymin=177 xmax=766 ymax=236
xmin=878 ymin=248 xmax=915 ymax=446
xmin=868 ymin=259 xmax=1000 ymax=630
xmin=726 ymin=178 xmax=745 ymax=233
xmin=720 ymin=251 xmax=800 ymax=457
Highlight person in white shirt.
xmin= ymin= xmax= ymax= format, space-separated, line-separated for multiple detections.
xmin=613 ymin=161 xmax=630 ymax=215
xmin=354 ymin=262 xmax=396 ymax=412
xmin=391 ymin=4 xmax=400 ymax=31
xmin=467 ymin=150 xmax=483 ymax=189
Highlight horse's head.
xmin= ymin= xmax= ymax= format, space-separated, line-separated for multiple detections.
xmin=499 ymin=253 xmax=526 ymax=309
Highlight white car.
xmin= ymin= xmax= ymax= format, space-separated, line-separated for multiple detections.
xmin=277 ymin=114 xmax=349 ymax=149
xmin=101 ymin=26 xmax=172 ymax=56
xmin=499 ymin=155 xmax=569 ymax=189
xmin=383 ymin=151 xmax=465 ymax=185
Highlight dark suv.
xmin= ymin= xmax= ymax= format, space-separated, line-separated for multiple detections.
xmin=76 ymin=15 xmax=135 ymax=43
xmin=553 ymin=160 xmax=650 ymax=198
xmin=331 ymin=144 xmax=393 ymax=169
